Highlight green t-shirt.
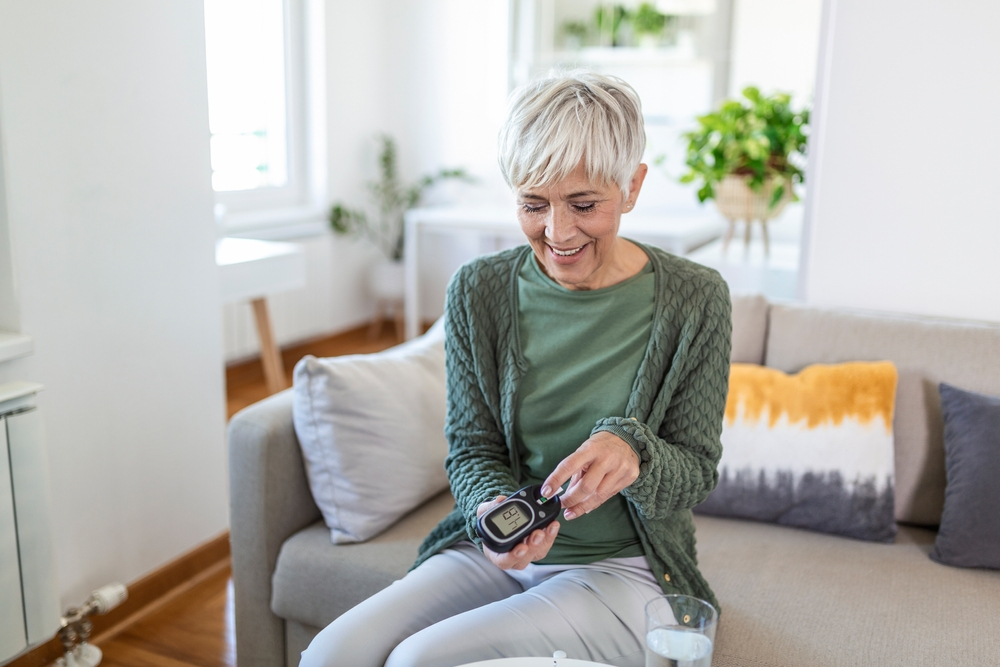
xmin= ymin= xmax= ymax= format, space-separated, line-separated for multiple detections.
xmin=515 ymin=253 xmax=654 ymax=564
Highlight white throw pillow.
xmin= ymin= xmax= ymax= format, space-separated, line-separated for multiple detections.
xmin=292 ymin=320 xmax=448 ymax=544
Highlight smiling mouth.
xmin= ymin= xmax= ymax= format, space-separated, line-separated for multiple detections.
xmin=548 ymin=244 xmax=586 ymax=257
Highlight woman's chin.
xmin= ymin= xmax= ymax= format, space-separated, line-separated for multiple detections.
xmin=531 ymin=242 xmax=602 ymax=289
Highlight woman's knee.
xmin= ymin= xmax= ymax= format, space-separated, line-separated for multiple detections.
xmin=299 ymin=618 xmax=394 ymax=667
xmin=298 ymin=636 xmax=338 ymax=667
xmin=384 ymin=630 xmax=462 ymax=667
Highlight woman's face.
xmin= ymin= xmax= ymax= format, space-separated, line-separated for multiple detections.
xmin=517 ymin=162 xmax=647 ymax=290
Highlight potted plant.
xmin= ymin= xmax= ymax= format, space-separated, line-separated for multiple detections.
xmin=680 ymin=87 xmax=809 ymax=254
xmin=632 ymin=3 xmax=675 ymax=48
xmin=561 ymin=20 xmax=588 ymax=50
xmin=594 ymin=4 xmax=630 ymax=47
xmin=329 ymin=135 xmax=469 ymax=337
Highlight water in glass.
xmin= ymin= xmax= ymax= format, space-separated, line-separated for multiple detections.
xmin=645 ymin=627 xmax=713 ymax=667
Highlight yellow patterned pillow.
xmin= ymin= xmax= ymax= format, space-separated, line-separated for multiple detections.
xmin=695 ymin=362 xmax=899 ymax=542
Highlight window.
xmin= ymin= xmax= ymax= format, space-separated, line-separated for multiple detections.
xmin=204 ymin=0 xmax=320 ymax=228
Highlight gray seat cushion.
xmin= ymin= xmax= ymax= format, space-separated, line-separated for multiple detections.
xmin=271 ymin=490 xmax=455 ymax=629
xmin=695 ymin=515 xmax=1000 ymax=667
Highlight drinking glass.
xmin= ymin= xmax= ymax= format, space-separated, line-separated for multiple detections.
xmin=644 ymin=595 xmax=718 ymax=667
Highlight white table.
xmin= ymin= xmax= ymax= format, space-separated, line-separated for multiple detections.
xmin=217 ymin=237 xmax=306 ymax=395
xmin=403 ymin=206 xmax=727 ymax=339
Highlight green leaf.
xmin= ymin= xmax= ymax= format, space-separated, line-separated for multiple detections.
xmin=769 ymin=183 xmax=785 ymax=209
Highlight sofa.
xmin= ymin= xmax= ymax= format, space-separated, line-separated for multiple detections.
xmin=228 ymin=295 xmax=1000 ymax=667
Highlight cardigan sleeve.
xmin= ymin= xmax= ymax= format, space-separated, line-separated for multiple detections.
xmin=592 ymin=278 xmax=731 ymax=520
xmin=442 ymin=267 xmax=521 ymax=542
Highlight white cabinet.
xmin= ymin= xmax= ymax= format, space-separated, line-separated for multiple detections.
xmin=0 ymin=415 xmax=25 ymax=660
xmin=0 ymin=383 xmax=59 ymax=664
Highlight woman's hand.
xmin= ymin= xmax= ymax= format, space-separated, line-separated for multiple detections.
xmin=541 ymin=431 xmax=640 ymax=520
xmin=476 ymin=496 xmax=560 ymax=570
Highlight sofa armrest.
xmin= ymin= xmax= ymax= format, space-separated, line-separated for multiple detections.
xmin=228 ymin=389 xmax=321 ymax=667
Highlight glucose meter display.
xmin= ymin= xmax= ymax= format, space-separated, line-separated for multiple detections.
xmin=490 ymin=504 xmax=529 ymax=537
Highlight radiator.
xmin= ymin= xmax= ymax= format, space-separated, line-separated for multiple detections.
xmin=0 ymin=382 xmax=59 ymax=663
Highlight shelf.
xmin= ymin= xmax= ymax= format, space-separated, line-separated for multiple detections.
xmin=0 ymin=331 xmax=32 ymax=364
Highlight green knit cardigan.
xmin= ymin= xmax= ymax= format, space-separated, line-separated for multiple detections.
xmin=413 ymin=243 xmax=732 ymax=610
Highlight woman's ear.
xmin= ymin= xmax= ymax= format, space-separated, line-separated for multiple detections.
xmin=625 ymin=163 xmax=649 ymax=210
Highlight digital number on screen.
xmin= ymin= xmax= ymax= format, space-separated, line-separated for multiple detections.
xmin=490 ymin=505 xmax=528 ymax=537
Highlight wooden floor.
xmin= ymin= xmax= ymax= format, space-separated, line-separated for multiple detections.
xmin=98 ymin=564 xmax=235 ymax=667
xmin=90 ymin=323 xmax=404 ymax=666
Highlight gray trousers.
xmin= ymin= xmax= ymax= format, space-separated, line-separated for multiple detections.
xmin=298 ymin=541 xmax=662 ymax=667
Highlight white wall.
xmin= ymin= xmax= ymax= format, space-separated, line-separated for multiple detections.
xmin=0 ymin=100 xmax=18 ymax=332
xmin=729 ymin=0 xmax=823 ymax=104
xmin=802 ymin=0 xmax=1000 ymax=323
xmin=382 ymin=0 xmax=511 ymax=198
xmin=0 ymin=0 xmax=229 ymax=612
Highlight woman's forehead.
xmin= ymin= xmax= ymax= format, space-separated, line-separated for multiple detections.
xmin=518 ymin=166 xmax=616 ymax=198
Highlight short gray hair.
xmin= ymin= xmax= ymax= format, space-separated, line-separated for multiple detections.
xmin=498 ymin=70 xmax=645 ymax=197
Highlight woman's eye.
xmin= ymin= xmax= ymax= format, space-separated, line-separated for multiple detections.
xmin=573 ymin=203 xmax=597 ymax=213
xmin=521 ymin=203 xmax=547 ymax=214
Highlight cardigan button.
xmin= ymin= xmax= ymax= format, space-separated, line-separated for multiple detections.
xmin=663 ymin=573 xmax=671 ymax=583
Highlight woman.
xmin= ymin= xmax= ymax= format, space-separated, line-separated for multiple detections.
xmin=300 ymin=71 xmax=731 ymax=667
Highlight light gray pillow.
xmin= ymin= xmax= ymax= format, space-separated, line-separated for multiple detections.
xmin=292 ymin=320 xmax=448 ymax=544
xmin=730 ymin=293 xmax=769 ymax=364
xmin=930 ymin=383 xmax=1000 ymax=569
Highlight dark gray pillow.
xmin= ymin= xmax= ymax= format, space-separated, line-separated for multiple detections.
xmin=930 ymin=383 xmax=1000 ymax=569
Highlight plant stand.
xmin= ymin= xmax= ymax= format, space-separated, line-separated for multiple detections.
xmin=722 ymin=219 xmax=772 ymax=257
xmin=714 ymin=175 xmax=791 ymax=257
xmin=368 ymin=259 xmax=406 ymax=342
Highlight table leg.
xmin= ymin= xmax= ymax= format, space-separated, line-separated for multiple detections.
xmin=251 ymin=297 xmax=287 ymax=395
xmin=722 ymin=220 xmax=736 ymax=254
xmin=404 ymin=217 xmax=420 ymax=340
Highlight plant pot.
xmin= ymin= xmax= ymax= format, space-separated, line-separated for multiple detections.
xmin=714 ymin=174 xmax=792 ymax=223
xmin=367 ymin=258 xmax=406 ymax=341
xmin=637 ymin=34 xmax=661 ymax=49
xmin=368 ymin=259 xmax=405 ymax=302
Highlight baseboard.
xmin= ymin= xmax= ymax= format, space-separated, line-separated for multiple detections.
xmin=3 ymin=531 xmax=231 ymax=667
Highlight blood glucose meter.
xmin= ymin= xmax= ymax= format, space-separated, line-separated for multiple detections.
xmin=476 ymin=485 xmax=563 ymax=553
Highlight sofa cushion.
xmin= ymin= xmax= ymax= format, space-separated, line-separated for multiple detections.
xmin=694 ymin=515 xmax=1000 ymax=667
xmin=763 ymin=303 xmax=1000 ymax=526
xmin=930 ymin=383 xmax=1000 ymax=569
xmin=730 ymin=294 xmax=769 ymax=364
xmin=292 ymin=319 xmax=448 ymax=544
xmin=271 ymin=490 xmax=454 ymax=629
xmin=696 ymin=362 xmax=898 ymax=542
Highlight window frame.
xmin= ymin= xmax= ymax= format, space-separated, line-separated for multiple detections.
xmin=212 ymin=0 xmax=327 ymax=234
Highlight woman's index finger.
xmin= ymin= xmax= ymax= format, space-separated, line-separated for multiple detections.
xmin=541 ymin=449 xmax=589 ymax=498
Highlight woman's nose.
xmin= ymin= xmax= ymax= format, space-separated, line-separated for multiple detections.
xmin=545 ymin=205 xmax=576 ymax=243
